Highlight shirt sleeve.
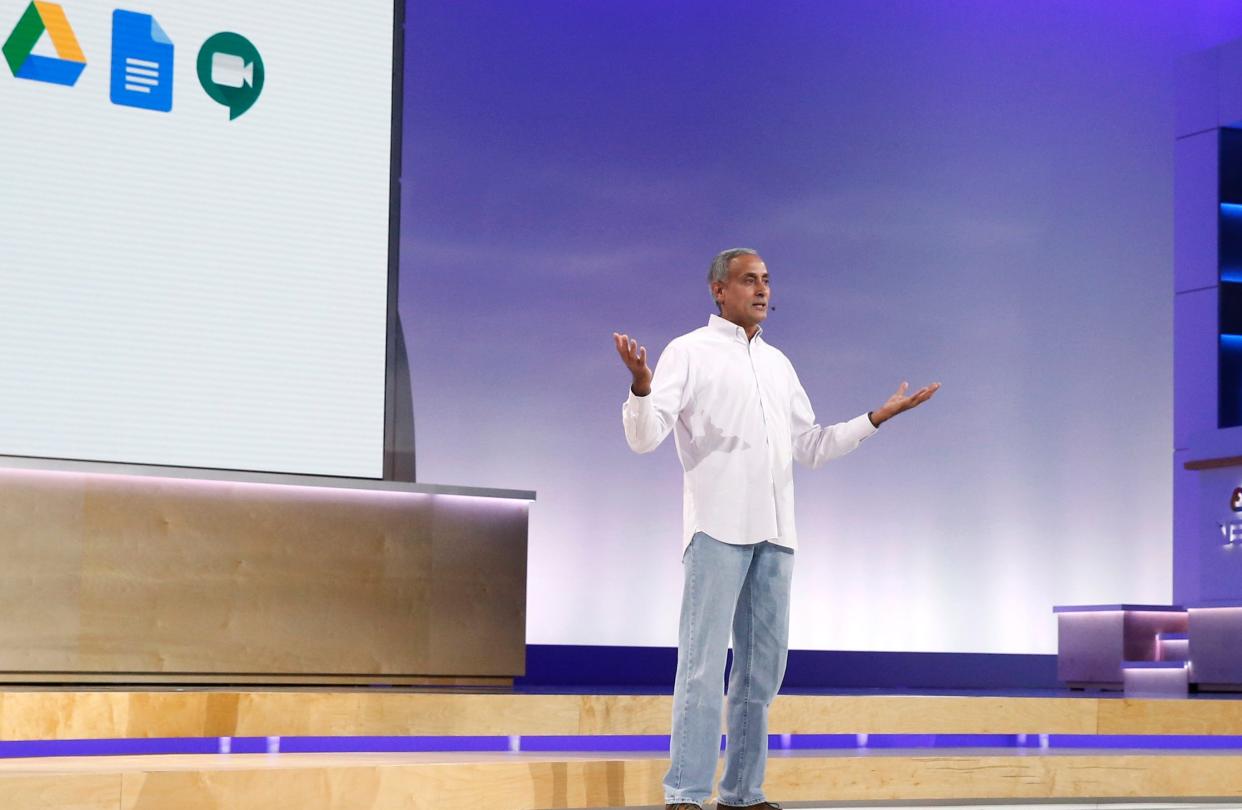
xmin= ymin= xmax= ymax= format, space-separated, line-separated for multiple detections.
xmin=789 ymin=366 xmax=878 ymax=469
xmin=621 ymin=341 xmax=690 ymax=453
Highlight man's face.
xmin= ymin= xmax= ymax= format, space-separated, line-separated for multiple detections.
xmin=713 ymin=253 xmax=770 ymax=333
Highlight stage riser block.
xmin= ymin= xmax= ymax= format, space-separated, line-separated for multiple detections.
xmin=4 ymin=692 xmax=1242 ymax=740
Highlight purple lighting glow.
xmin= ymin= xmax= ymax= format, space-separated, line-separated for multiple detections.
xmin=4 ymin=733 xmax=1242 ymax=760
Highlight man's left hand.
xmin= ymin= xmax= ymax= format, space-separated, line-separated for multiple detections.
xmin=870 ymin=381 xmax=940 ymax=427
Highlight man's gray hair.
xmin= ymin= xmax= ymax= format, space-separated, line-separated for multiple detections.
xmin=708 ymin=247 xmax=758 ymax=310
xmin=708 ymin=247 xmax=758 ymax=286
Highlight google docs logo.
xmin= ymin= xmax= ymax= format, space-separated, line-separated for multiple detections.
xmin=111 ymin=10 xmax=173 ymax=112
xmin=2 ymin=1 xmax=86 ymax=86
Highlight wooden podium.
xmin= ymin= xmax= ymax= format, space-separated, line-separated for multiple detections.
xmin=0 ymin=462 xmax=531 ymax=685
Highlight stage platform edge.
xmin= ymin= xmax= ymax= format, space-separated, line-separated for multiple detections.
xmin=2 ymin=690 xmax=1242 ymax=739
xmin=0 ymin=749 xmax=1240 ymax=809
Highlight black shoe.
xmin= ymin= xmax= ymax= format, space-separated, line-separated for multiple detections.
xmin=717 ymin=802 xmax=782 ymax=810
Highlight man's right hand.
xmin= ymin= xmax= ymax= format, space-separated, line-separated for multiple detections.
xmin=612 ymin=332 xmax=653 ymax=397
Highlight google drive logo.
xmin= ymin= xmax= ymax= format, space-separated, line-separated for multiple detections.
xmin=3 ymin=1 xmax=85 ymax=86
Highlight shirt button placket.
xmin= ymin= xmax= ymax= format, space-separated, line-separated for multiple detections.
xmin=746 ymin=340 xmax=781 ymax=534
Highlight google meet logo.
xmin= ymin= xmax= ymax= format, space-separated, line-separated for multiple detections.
xmin=2 ymin=2 xmax=264 ymax=119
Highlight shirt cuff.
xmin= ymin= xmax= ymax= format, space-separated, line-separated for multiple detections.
xmin=852 ymin=412 xmax=880 ymax=441
xmin=625 ymin=388 xmax=653 ymax=411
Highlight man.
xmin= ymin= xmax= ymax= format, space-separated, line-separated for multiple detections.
xmin=612 ymin=248 xmax=938 ymax=810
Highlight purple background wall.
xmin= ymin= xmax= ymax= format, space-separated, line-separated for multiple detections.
xmin=397 ymin=2 xmax=1242 ymax=654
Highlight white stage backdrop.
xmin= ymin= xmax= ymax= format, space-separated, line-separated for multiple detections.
xmin=0 ymin=1 xmax=394 ymax=477
xmin=401 ymin=1 xmax=1242 ymax=655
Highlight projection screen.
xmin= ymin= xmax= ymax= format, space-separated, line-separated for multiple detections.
xmin=0 ymin=0 xmax=402 ymax=478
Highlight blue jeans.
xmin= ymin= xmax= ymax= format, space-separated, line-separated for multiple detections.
xmin=663 ymin=532 xmax=794 ymax=807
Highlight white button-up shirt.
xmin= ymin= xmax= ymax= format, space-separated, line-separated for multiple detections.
xmin=622 ymin=314 xmax=877 ymax=551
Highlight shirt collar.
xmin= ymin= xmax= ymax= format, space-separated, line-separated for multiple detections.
xmin=708 ymin=313 xmax=762 ymax=344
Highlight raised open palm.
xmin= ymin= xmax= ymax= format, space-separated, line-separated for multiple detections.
xmin=612 ymin=332 xmax=653 ymax=396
